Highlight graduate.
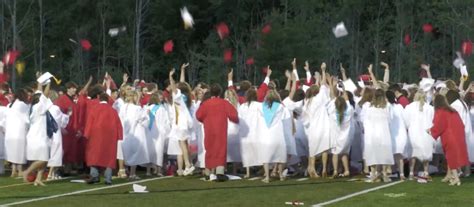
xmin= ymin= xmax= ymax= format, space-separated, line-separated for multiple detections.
xmin=84 ymin=92 xmax=123 ymax=185
xmin=429 ymin=94 xmax=470 ymax=186
xmin=23 ymin=81 xmax=53 ymax=186
xmin=196 ymin=83 xmax=238 ymax=181
xmin=386 ymin=90 xmax=408 ymax=180
xmin=168 ymin=65 xmax=195 ymax=176
xmin=4 ymin=87 xmax=32 ymax=177
xmin=327 ymin=77 xmax=354 ymax=178
xmin=0 ymin=103 xmax=6 ymax=175
xmin=224 ymin=88 xmax=241 ymax=175
xmin=119 ymin=90 xmax=150 ymax=180
xmin=404 ymin=90 xmax=434 ymax=180
xmin=47 ymin=90 xmax=71 ymax=180
xmin=360 ymin=64 xmax=394 ymax=183
xmin=353 ymin=88 xmax=374 ymax=175
xmin=303 ymin=62 xmax=331 ymax=178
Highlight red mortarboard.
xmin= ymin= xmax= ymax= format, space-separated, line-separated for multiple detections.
xmin=2 ymin=50 xmax=20 ymax=65
xmin=137 ymin=80 xmax=146 ymax=88
xmin=224 ymin=49 xmax=232 ymax=63
xmin=163 ymin=40 xmax=174 ymax=54
xmin=245 ymin=57 xmax=255 ymax=65
xmin=216 ymin=22 xmax=230 ymax=40
xmin=422 ymin=23 xmax=433 ymax=33
xmin=80 ymin=39 xmax=92 ymax=51
xmin=404 ymin=34 xmax=411 ymax=46
xmin=261 ymin=66 xmax=269 ymax=75
xmin=261 ymin=24 xmax=271 ymax=35
xmin=462 ymin=40 xmax=472 ymax=56
xmin=359 ymin=74 xmax=371 ymax=82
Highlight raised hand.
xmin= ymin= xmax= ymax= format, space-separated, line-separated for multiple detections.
xmin=368 ymin=64 xmax=373 ymax=74
xmin=304 ymin=60 xmax=309 ymax=71
xmin=169 ymin=68 xmax=176 ymax=76
xmin=420 ymin=64 xmax=430 ymax=71
xmin=321 ymin=62 xmax=327 ymax=72
xmin=380 ymin=61 xmax=389 ymax=69
xmin=340 ymin=63 xmax=345 ymax=73
xmin=266 ymin=65 xmax=272 ymax=77
xmin=181 ymin=62 xmax=190 ymax=70
xmin=292 ymin=58 xmax=296 ymax=69
xmin=123 ymin=73 xmax=129 ymax=83
xmin=227 ymin=68 xmax=233 ymax=81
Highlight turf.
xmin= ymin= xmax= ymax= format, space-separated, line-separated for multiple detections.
xmin=0 ymin=174 xmax=472 ymax=207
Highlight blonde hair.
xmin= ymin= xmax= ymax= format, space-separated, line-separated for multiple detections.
xmin=264 ymin=89 xmax=281 ymax=108
xmin=371 ymin=89 xmax=387 ymax=108
xmin=48 ymin=90 xmax=59 ymax=102
xmin=224 ymin=89 xmax=239 ymax=108
xmin=413 ymin=89 xmax=426 ymax=111
xmin=125 ymin=90 xmax=139 ymax=104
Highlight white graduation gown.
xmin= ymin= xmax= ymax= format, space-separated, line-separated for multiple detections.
xmin=327 ymin=100 xmax=354 ymax=155
xmin=26 ymin=94 xmax=53 ymax=162
xmin=47 ymin=105 xmax=69 ymax=167
xmin=119 ymin=103 xmax=150 ymax=166
xmin=227 ymin=102 xmax=241 ymax=163
xmin=4 ymin=100 xmax=30 ymax=164
xmin=302 ymin=85 xmax=331 ymax=157
xmin=361 ymin=104 xmax=394 ymax=166
xmin=350 ymin=101 xmax=365 ymax=162
xmin=0 ymin=106 xmax=7 ymax=161
xmin=403 ymin=101 xmax=434 ymax=161
xmin=451 ymin=100 xmax=474 ymax=162
xmin=239 ymin=102 xmax=263 ymax=167
xmin=257 ymin=103 xmax=288 ymax=163
xmin=390 ymin=103 xmax=408 ymax=157
xmin=147 ymin=103 xmax=172 ymax=167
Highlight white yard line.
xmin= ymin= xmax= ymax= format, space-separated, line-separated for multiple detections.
xmin=2 ymin=176 xmax=171 ymax=206
xmin=311 ymin=181 xmax=403 ymax=207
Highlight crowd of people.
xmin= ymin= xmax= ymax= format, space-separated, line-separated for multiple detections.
xmin=0 ymin=58 xmax=472 ymax=186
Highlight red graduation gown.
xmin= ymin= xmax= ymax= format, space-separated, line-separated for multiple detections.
xmin=84 ymin=102 xmax=123 ymax=169
xmin=140 ymin=93 xmax=151 ymax=107
xmin=0 ymin=93 xmax=9 ymax=106
xmin=430 ymin=108 xmax=470 ymax=169
xmin=196 ymin=97 xmax=238 ymax=169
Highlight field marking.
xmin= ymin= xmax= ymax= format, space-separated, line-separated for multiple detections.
xmin=311 ymin=181 xmax=403 ymax=207
xmin=2 ymin=176 xmax=172 ymax=206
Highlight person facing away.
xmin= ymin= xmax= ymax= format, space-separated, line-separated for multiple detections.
xmin=196 ymin=83 xmax=238 ymax=181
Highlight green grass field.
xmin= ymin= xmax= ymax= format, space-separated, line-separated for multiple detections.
xmin=0 ymin=173 xmax=472 ymax=207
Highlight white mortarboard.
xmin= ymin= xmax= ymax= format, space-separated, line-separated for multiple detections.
xmin=180 ymin=6 xmax=194 ymax=29
xmin=402 ymin=83 xmax=417 ymax=91
xmin=132 ymin=184 xmax=148 ymax=193
xmin=108 ymin=28 xmax=119 ymax=37
xmin=419 ymin=78 xmax=435 ymax=92
xmin=460 ymin=64 xmax=468 ymax=77
xmin=453 ymin=51 xmax=465 ymax=69
xmin=332 ymin=22 xmax=348 ymax=38
xmin=37 ymin=72 xmax=54 ymax=85
xmin=343 ymin=79 xmax=358 ymax=93
xmin=434 ymin=80 xmax=446 ymax=89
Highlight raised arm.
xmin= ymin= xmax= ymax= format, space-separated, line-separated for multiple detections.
xmin=169 ymin=68 xmax=176 ymax=93
xmin=381 ymin=62 xmax=390 ymax=83
xmin=320 ymin=62 xmax=327 ymax=86
xmin=304 ymin=61 xmax=312 ymax=85
xmin=328 ymin=76 xmax=337 ymax=99
xmin=284 ymin=70 xmax=291 ymax=90
xmin=291 ymin=58 xmax=300 ymax=81
xmin=179 ymin=63 xmax=189 ymax=83
xmin=80 ymin=76 xmax=93 ymax=95
xmin=421 ymin=64 xmax=432 ymax=79
xmin=368 ymin=64 xmax=379 ymax=88
xmin=340 ymin=63 xmax=347 ymax=81
xmin=121 ymin=73 xmax=129 ymax=88
xmin=459 ymin=75 xmax=466 ymax=93
xmin=44 ymin=81 xmax=51 ymax=97
xmin=289 ymin=72 xmax=297 ymax=100
xmin=227 ymin=68 xmax=236 ymax=90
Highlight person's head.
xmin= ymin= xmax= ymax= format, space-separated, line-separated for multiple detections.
xmin=124 ymin=90 xmax=139 ymax=104
xmin=148 ymin=92 xmax=163 ymax=105
xmin=199 ymin=82 xmax=209 ymax=93
xmin=224 ymin=89 xmax=238 ymax=108
xmin=210 ymin=83 xmax=222 ymax=97
xmin=202 ymin=91 xmax=212 ymax=103
xmin=0 ymin=82 xmax=9 ymax=94
xmin=48 ymin=90 xmax=59 ymax=102
xmin=193 ymin=86 xmax=204 ymax=101
xmin=245 ymin=88 xmax=257 ymax=104
xmin=264 ymin=89 xmax=281 ymax=108
xmin=279 ymin=90 xmax=289 ymax=100
xmin=293 ymin=89 xmax=305 ymax=102
xmin=413 ymin=89 xmax=427 ymax=111
xmin=445 ymin=89 xmax=460 ymax=105
xmin=385 ymin=90 xmax=397 ymax=104
xmin=407 ymin=87 xmax=418 ymax=102
xmin=305 ymin=85 xmax=320 ymax=99
xmin=335 ymin=96 xmax=347 ymax=125
xmin=465 ymin=92 xmax=474 ymax=109
xmin=99 ymin=92 xmax=109 ymax=102
xmin=110 ymin=89 xmax=119 ymax=100
xmin=88 ymin=84 xmax=104 ymax=99
xmin=445 ymin=79 xmax=457 ymax=91
xmin=371 ymin=89 xmax=387 ymax=108
xmin=359 ymin=88 xmax=374 ymax=107
xmin=146 ymin=83 xmax=158 ymax=93
xmin=65 ymin=81 xmax=78 ymax=96
xmin=31 ymin=93 xmax=42 ymax=106
xmin=433 ymin=94 xmax=455 ymax=112
xmin=177 ymin=82 xmax=192 ymax=108
xmin=388 ymin=84 xmax=403 ymax=96
xmin=239 ymin=80 xmax=252 ymax=93
xmin=15 ymin=87 xmax=32 ymax=104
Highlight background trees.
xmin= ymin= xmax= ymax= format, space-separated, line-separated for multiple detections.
xmin=0 ymin=0 xmax=473 ymax=90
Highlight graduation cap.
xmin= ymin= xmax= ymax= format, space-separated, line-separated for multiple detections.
xmin=245 ymin=57 xmax=255 ymax=65
xmin=422 ymin=23 xmax=433 ymax=33
xmin=216 ymin=22 xmax=230 ymax=40
xmin=163 ymin=40 xmax=174 ymax=54
xmin=37 ymin=72 xmax=55 ymax=85
xmin=180 ymin=6 xmax=194 ymax=29
xmin=453 ymin=51 xmax=465 ymax=69
xmin=80 ymin=39 xmax=92 ymax=51
xmin=404 ymin=34 xmax=411 ymax=46
xmin=332 ymin=22 xmax=348 ymax=38
xmin=223 ymin=49 xmax=232 ymax=63
xmin=462 ymin=40 xmax=472 ymax=56
xmin=419 ymin=78 xmax=435 ymax=92
xmin=108 ymin=26 xmax=126 ymax=37
xmin=261 ymin=24 xmax=271 ymax=35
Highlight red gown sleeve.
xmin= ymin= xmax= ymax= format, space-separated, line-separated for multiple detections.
xmin=430 ymin=110 xmax=446 ymax=139
xmin=196 ymin=103 xmax=206 ymax=122
xmin=226 ymin=102 xmax=239 ymax=123
xmin=84 ymin=107 xmax=95 ymax=139
xmin=114 ymin=110 xmax=123 ymax=140
xmin=257 ymin=82 xmax=268 ymax=102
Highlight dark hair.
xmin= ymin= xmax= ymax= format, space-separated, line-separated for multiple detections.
xmin=146 ymin=83 xmax=158 ymax=92
xmin=358 ymin=88 xmax=374 ymax=107
xmin=346 ymin=91 xmax=355 ymax=108
xmin=210 ymin=83 xmax=222 ymax=97
xmin=0 ymin=82 xmax=9 ymax=92
xmin=386 ymin=90 xmax=397 ymax=104
xmin=199 ymin=82 xmax=209 ymax=90
xmin=65 ymin=81 xmax=78 ymax=89
xmin=239 ymin=80 xmax=252 ymax=93
xmin=15 ymin=88 xmax=30 ymax=103
xmin=99 ymin=92 xmax=109 ymax=102
xmin=335 ymin=96 xmax=347 ymax=125
xmin=388 ymin=84 xmax=403 ymax=93
xmin=293 ymin=89 xmax=305 ymax=102
xmin=445 ymin=90 xmax=460 ymax=105
xmin=464 ymin=92 xmax=474 ymax=109
xmin=245 ymin=89 xmax=257 ymax=104
xmin=148 ymin=93 xmax=161 ymax=105
xmin=401 ymin=89 xmax=408 ymax=98
xmin=201 ymin=91 xmax=212 ymax=103
xmin=31 ymin=93 xmax=42 ymax=106
xmin=433 ymin=94 xmax=456 ymax=112
xmin=279 ymin=90 xmax=289 ymax=100
xmin=305 ymin=85 xmax=320 ymax=99
xmin=164 ymin=79 xmax=171 ymax=88
xmin=88 ymin=84 xmax=104 ymax=99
